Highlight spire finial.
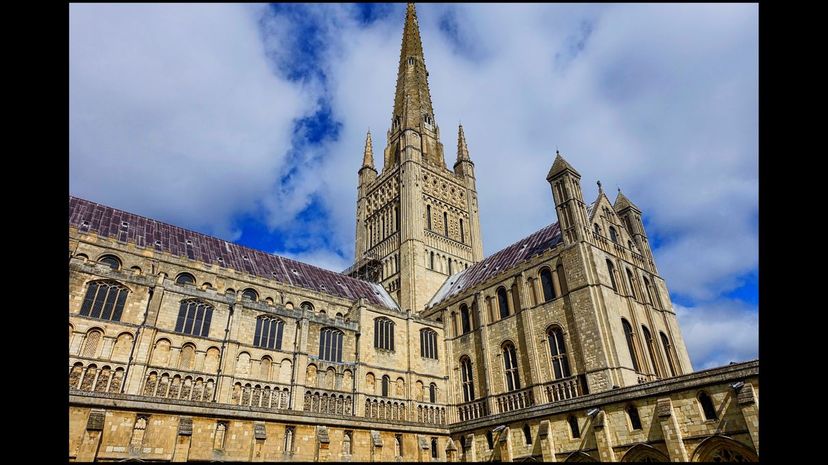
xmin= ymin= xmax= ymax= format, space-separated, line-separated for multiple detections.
xmin=597 ymin=180 xmax=603 ymax=192
xmin=457 ymin=123 xmax=470 ymax=162
xmin=392 ymin=1 xmax=435 ymax=132
xmin=361 ymin=130 xmax=375 ymax=171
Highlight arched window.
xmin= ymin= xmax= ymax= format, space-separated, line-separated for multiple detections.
xmin=300 ymin=301 xmax=314 ymax=311
xmin=609 ymin=226 xmax=618 ymax=243
xmin=253 ymin=316 xmax=284 ymax=350
xmin=395 ymin=434 xmax=402 ymax=458
xmin=628 ymin=240 xmax=634 ymax=250
xmin=460 ymin=304 xmax=471 ymax=334
xmin=82 ymin=329 xmax=102 ymax=358
xmin=343 ymin=431 xmax=352 ymax=455
xmin=642 ymin=325 xmax=661 ymax=377
xmin=540 ymin=268 xmax=556 ymax=302
xmin=430 ymin=251 xmax=435 ymax=269
xmin=698 ymin=391 xmax=718 ymax=421
xmin=626 ymin=404 xmax=642 ymax=430
xmin=448 ymin=259 xmax=453 ymax=275
xmin=522 ymin=424 xmax=532 ymax=445
xmin=502 ymin=342 xmax=520 ymax=391
xmin=426 ymin=205 xmax=432 ymax=230
xmin=547 ymin=326 xmax=571 ymax=379
xmin=606 ymin=260 xmax=618 ymax=291
xmin=593 ymin=223 xmax=600 ymax=235
xmin=79 ymin=280 xmax=129 ymax=321
xmin=486 ymin=431 xmax=494 ymax=450
xmin=443 ymin=211 xmax=449 ymax=237
xmin=420 ymin=328 xmax=438 ymax=359
xmin=622 ymin=318 xmax=641 ymax=372
xmin=382 ymin=375 xmax=390 ymax=397
xmin=242 ymin=288 xmax=258 ymax=302
xmin=214 ymin=422 xmax=227 ymax=450
xmin=497 ymin=287 xmax=509 ymax=318
xmin=460 ymin=356 xmax=475 ymax=402
xmin=429 ymin=383 xmax=437 ymax=403
xmin=460 ymin=218 xmax=465 ymax=243
xmin=98 ymin=254 xmax=121 ymax=270
xmin=643 ymin=277 xmax=657 ymax=307
xmin=374 ymin=317 xmax=395 ymax=351
xmin=568 ymin=415 xmax=581 ymax=439
xmin=174 ymin=300 xmax=213 ymax=337
xmin=626 ymin=269 xmax=638 ymax=299
xmin=431 ymin=438 xmax=438 ymax=458
xmin=660 ymin=332 xmax=677 ymax=376
xmin=318 ymin=328 xmax=343 ymax=362
xmin=175 ymin=273 xmax=195 ymax=286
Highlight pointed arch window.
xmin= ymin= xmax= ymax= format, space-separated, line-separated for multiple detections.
xmin=540 ymin=268 xmax=556 ymax=302
xmin=503 ymin=342 xmax=520 ymax=391
xmin=426 ymin=205 xmax=432 ymax=230
xmin=603 ymin=261 xmax=617 ymax=293
xmin=253 ymin=316 xmax=284 ymax=350
xmin=660 ymin=332 xmax=678 ymax=376
xmin=79 ymin=280 xmax=129 ymax=322
xmin=642 ymin=325 xmax=662 ymax=378
xmin=374 ymin=317 xmax=395 ymax=351
xmin=609 ymin=226 xmax=618 ymax=243
xmin=460 ymin=218 xmax=465 ymax=243
xmin=568 ymin=415 xmax=581 ymax=439
xmin=547 ymin=326 xmax=571 ymax=379
xmin=497 ymin=287 xmax=510 ymax=318
xmin=460 ymin=356 xmax=475 ymax=402
xmin=698 ymin=391 xmax=718 ymax=420
xmin=382 ymin=375 xmax=390 ymax=397
xmin=318 ymin=328 xmax=343 ymax=362
xmin=444 ymin=211 xmax=449 ymax=237
xmin=626 ymin=269 xmax=638 ymax=299
xmin=430 ymin=251 xmax=435 ymax=270
xmin=460 ymin=304 xmax=471 ymax=334
xmin=174 ymin=300 xmax=213 ymax=337
xmin=594 ymin=223 xmax=601 ymax=235
xmin=522 ymin=424 xmax=532 ymax=445
xmin=622 ymin=318 xmax=641 ymax=372
xmin=626 ymin=404 xmax=643 ymax=430
xmin=429 ymin=383 xmax=437 ymax=403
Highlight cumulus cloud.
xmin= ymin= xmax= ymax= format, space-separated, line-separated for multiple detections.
xmin=676 ymin=302 xmax=758 ymax=370
xmin=70 ymin=5 xmax=758 ymax=367
xmin=70 ymin=3 xmax=316 ymax=239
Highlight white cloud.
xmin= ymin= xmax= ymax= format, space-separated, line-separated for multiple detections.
xmin=279 ymin=249 xmax=351 ymax=274
xmin=675 ymin=302 xmax=758 ymax=370
xmin=70 ymin=4 xmax=316 ymax=239
xmin=286 ymin=4 xmax=757 ymax=302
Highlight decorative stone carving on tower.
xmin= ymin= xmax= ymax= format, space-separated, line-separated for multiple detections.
xmin=350 ymin=2 xmax=483 ymax=312
xmin=614 ymin=188 xmax=657 ymax=272
xmin=547 ymin=151 xmax=589 ymax=245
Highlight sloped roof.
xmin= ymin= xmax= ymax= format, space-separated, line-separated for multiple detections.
xmin=69 ymin=196 xmax=397 ymax=309
xmin=614 ymin=190 xmax=639 ymax=212
xmin=428 ymin=222 xmax=563 ymax=307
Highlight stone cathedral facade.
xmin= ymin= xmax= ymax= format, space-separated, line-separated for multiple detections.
xmin=68 ymin=4 xmax=759 ymax=462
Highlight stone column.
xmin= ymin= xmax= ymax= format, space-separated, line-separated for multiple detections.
xmin=592 ymin=411 xmax=616 ymax=462
xmin=171 ymin=416 xmax=193 ymax=462
xmin=551 ymin=267 xmax=562 ymax=298
xmin=76 ymin=409 xmax=106 ymax=462
xmin=515 ymin=273 xmax=544 ymax=404
xmin=655 ymin=398 xmax=689 ymax=461
xmin=293 ymin=316 xmax=310 ymax=411
xmin=736 ymin=383 xmax=759 ymax=455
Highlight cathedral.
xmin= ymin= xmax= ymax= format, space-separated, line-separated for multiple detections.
xmin=68 ymin=4 xmax=759 ymax=462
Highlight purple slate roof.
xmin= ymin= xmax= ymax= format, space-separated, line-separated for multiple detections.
xmin=428 ymin=222 xmax=563 ymax=307
xmin=69 ymin=196 xmax=396 ymax=309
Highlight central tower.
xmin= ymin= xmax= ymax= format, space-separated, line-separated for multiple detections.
xmin=353 ymin=3 xmax=484 ymax=312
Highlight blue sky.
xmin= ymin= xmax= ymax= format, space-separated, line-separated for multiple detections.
xmin=69 ymin=3 xmax=758 ymax=370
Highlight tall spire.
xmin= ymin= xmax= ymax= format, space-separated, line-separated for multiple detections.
xmin=361 ymin=130 xmax=376 ymax=171
xmin=457 ymin=124 xmax=470 ymax=161
xmin=392 ymin=3 xmax=436 ymax=132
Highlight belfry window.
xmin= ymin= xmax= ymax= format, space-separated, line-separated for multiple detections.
xmin=174 ymin=300 xmax=213 ymax=337
xmin=460 ymin=356 xmax=475 ymax=402
xmin=502 ymin=342 xmax=520 ymax=391
xmin=319 ymin=327 xmax=343 ymax=362
xmin=253 ymin=316 xmax=284 ymax=350
xmin=540 ymin=268 xmax=556 ymax=302
xmin=609 ymin=226 xmax=618 ymax=243
xmin=374 ymin=317 xmax=395 ymax=351
xmin=497 ymin=287 xmax=509 ymax=318
xmin=622 ymin=318 xmax=641 ymax=372
xmin=460 ymin=304 xmax=471 ymax=334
